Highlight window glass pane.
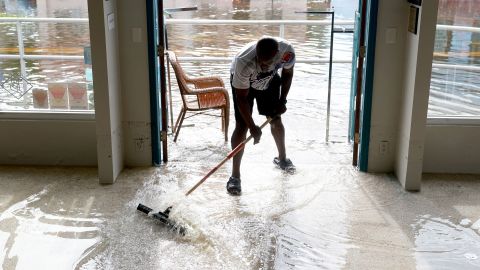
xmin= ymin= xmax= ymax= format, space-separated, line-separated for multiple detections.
xmin=0 ymin=0 xmax=93 ymax=111
xmin=429 ymin=0 xmax=480 ymax=116
xmin=164 ymin=0 xmax=357 ymax=141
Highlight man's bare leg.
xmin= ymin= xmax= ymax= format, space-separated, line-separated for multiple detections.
xmin=231 ymin=122 xmax=248 ymax=178
xmin=270 ymin=116 xmax=286 ymax=160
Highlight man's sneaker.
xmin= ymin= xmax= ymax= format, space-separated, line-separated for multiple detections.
xmin=273 ymin=157 xmax=296 ymax=173
xmin=226 ymin=176 xmax=241 ymax=195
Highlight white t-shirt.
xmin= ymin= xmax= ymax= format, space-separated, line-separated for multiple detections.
xmin=230 ymin=37 xmax=295 ymax=91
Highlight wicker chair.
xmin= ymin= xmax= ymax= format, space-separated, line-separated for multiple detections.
xmin=167 ymin=51 xmax=230 ymax=142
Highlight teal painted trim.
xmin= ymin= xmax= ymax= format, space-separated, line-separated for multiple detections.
xmin=359 ymin=0 xmax=378 ymax=172
xmin=146 ymin=0 xmax=161 ymax=166
xmin=349 ymin=8 xmax=361 ymax=141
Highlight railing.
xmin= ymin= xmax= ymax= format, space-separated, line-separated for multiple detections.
xmin=433 ymin=24 xmax=480 ymax=72
xmin=1 ymin=17 xmax=479 ymax=69
xmin=164 ymin=18 xmax=355 ymax=141
xmin=1 ymin=17 xmax=479 ymax=117
xmin=0 ymin=17 xmax=477 ymax=63
xmin=163 ymin=19 xmax=480 ymax=140
xmin=166 ymin=19 xmax=355 ymax=64
xmin=164 ymin=20 xmax=480 ymax=71
xmin=0 ymin=17 xmax=88 ymax=64
xmin=437 ymin=24 xmax=480 ymax=33
xmin=0 ymin=17 xmax=88 ymax=102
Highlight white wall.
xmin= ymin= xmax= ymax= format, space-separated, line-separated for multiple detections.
xmin=424 ymin=124 xmax=480 ymax=174
xmin=88 ymin=0 xmax=124 ymax=183
xmin=0 ymin=0 xmax=152 ymax=176
xmin=0 ymin=0 xmax=98 ymax=167
xmin=2 ymin=1 xmax=478 ymax=184
xmin=395 ymin=0 xmax=439 ymax=190
xmin=367 ymin=0 xmax=480 ymax=188
xmin=0 ymin=118 xmax=96 ymax=166
xmin=116 ymin=0 xmax=152 ymax=166
xmin=367 ymin=0 xmax=408 ymax=172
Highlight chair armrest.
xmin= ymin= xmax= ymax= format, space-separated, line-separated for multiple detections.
xmin=192 ymin=87 xmax=228 ymax=95
xmin=187 ymin=76 xmax=225 ymax=88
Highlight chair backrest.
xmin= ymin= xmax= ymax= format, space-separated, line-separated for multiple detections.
xmin=167 ymin=51 xmax=192 ymax=97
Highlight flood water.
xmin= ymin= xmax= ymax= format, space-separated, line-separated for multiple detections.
xmin=0 ymin=0 xmax=92 ymax=110
xmin=1 ymin=150 xmax=480 ymax=269
xmin=1 ymin=1 xmax=480 ymax=270
xmin=0 ymin=0 xmax=480 ymax=116
xmin=164 ymin=0 xmax=357 ymax=142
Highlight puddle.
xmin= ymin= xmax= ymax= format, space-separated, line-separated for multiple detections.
xmin=73 ymin=162 xmax=356 ymax=270
xmin=413 ymin=215 xmax=480 ymax=270
xmin=0 ymin=186 xmax=102 ymax=270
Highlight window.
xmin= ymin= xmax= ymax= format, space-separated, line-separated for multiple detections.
xmin=0 ymin=0 xmax=93 ymax=112
xmin=429 ymin=0 xmax=480 ymax=117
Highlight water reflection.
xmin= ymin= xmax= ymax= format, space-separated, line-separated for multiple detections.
xmin=413 ymin=215 xmax=480 ymax=270
xmin=1 ymin=162 xmax=480 ymax=269
xmin=430 ymin=0 xmax=480 ymax=116
xmin=231 ymin=0 xmax=250 ymax=20
xmin=1 ymin=0 xmax=36 ymax=16
xmin=0 ymin=186 xmax=102 ymax=270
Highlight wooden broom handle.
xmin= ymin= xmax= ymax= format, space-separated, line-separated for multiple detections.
xmin=185 ymin=117 xmax=273 ymax=196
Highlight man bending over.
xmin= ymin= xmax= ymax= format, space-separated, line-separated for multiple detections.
xmin=227 ymin=36 xmax=296 ymax=196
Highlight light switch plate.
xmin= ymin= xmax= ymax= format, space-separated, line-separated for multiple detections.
xmin=386 ymin=28 xmax=397 ymax=44
xmin=132 ymin=28 xmax=142 ymax=43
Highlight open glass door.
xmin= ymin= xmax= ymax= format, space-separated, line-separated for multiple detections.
xmin=146 ymin=0 xmax=168 ymax=165
xmin=349 ymin=0 xmax=362 ymax=154
xmin=349 ymin=0 xmax=378 ymax=171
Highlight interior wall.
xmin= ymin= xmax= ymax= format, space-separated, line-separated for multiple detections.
xmin=424 ymin=124 xmax=480 ymax=174
xmin=116 ymin=0 xmax=152 ymax=167
xmin=363 ymin=1 xmax=480 ymax=189
xmin=0 ymin=0 xmax=151 ymax=173
xmin=0 ymin=0 xmax=98 ymax=167
xmin=88 ymin=0 xmax=124 ymax=183
xmin=394 ymin=0 xmax=439 ymax=190
xmin=0 ymin=119 xmax=96 ymax=166
xmin=3 ymin=0 xmax=478 ymax=180
xmin=366 ymin=0 xmax=407 ymax=172
xmin=367 ymin=1 xmax=479 ymax=179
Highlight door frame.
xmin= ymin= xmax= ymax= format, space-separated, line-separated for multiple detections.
xmin=146 ymin=0 xmax=169 ymax=165
xmin=359 ymin=0 xmax=378 ymax=171
xmin=350 ymin=0 xmax=379 ymax=171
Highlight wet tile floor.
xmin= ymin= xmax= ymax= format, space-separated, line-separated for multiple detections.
xmin=1 ymin=115 xmax=480 ymax=269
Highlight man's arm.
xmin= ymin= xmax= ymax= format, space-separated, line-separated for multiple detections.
xmin=280 ymin=66 xmax=294 ymax=102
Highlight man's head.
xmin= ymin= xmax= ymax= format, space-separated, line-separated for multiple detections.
xmin=256 ymin=37 xmax=279 ymax=70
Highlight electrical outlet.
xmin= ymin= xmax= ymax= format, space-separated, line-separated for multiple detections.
xmin=380 ymin=140 xmax=389 ymax=155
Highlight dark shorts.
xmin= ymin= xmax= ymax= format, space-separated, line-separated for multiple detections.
xmin=230 ymin=74 xmax=281 ymax=123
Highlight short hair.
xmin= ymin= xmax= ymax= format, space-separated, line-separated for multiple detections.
xmin=256 ymin=37 xmax=279 ymax=61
